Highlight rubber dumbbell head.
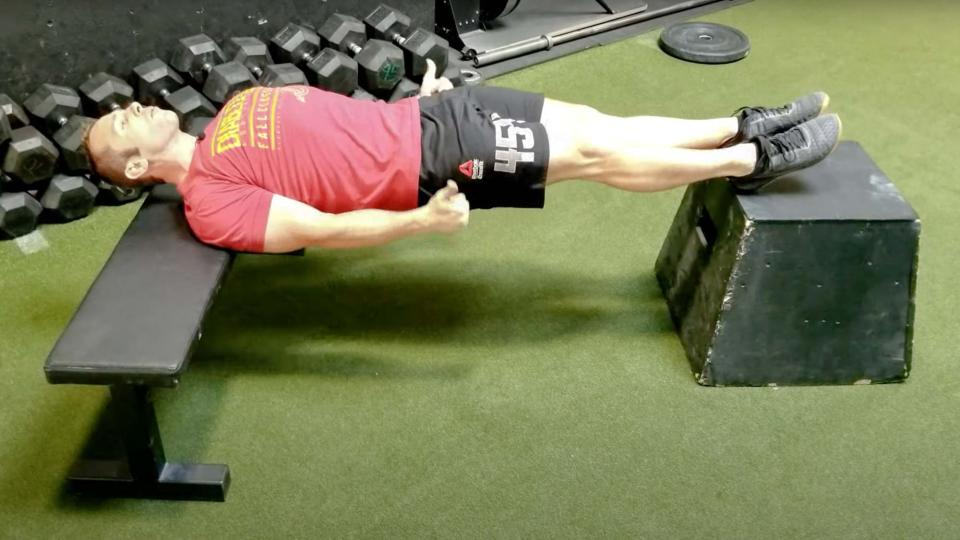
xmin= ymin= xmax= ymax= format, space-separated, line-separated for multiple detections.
xmin=225 ymin=37 xmax=274 ymax=78
xmin=40 ymin=174 xmax=98 ymax=222
xmin=78 ymin=72 xmax=134 ymax=117
xmin=0 ymin=94 xmax=30 ymax=129
xmin=53 ymin=116 xmax=95 ymax=173
xmin=306 ymin=49 xmax=359 ymax=95
xmin=270 ymin=23 xmax=323 ymax=66
xmin=97 ymin=179 xmax=144 ymax=206
xmin=170 ymin=34 xmax=227 ymax=86
xmin=23 ymin=84 xmax=81 ymax=133
xmin=2 ymin=126 xmax=60 ymax=185
xmin=0 ymin=191 xmax=43 ymax=238
xmin=258 ymin=64 xmax=309 ymax=87
xmin=165 ymin=87 xmax=217 ymax=129
xmin=133 ymin=59 xmax=186 ymax=106
xmin=388 ymin=78 xmax=419 ymax=102
xmin=204 ymin=61 xmax=257 ymax=105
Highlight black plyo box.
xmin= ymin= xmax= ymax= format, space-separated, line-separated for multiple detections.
xmin=655 ymin=141 xmax=920 ymax=386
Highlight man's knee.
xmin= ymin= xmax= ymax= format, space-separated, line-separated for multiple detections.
xmin=547 ymin=102 xmax=611 ymax=153
xmin=542 ymin=99 xmax=600 ymax=126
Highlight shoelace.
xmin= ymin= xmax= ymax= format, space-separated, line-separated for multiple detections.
xmin=766 ymin=127 xmax=808 ymax=163
xmin=738 ymin=104 xmax=793 ymax=121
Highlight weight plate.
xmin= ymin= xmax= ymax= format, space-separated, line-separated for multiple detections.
xmin=479 ymin=0 xmax=523 ymax=22
xmin=658 ymin=22 xmax=750 ymax=64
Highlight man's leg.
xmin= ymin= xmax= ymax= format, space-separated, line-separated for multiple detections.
xmin=541 ymin=99 xmax=739 ymax=150
xmin=540 ymin=100 xmax=757 ymax=192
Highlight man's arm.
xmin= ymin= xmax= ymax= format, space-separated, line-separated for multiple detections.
xmin=262 ymin=181 xmax=469 ymax=253
xmin=418 ymin=59 xmax=454 ymax=97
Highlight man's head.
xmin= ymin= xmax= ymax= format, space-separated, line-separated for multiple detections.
xmin=84 ymin=102 xmax=183 ymax=187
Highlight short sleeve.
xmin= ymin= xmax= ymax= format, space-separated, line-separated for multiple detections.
xmin=181 ymin=179 xmax=274 ymax=253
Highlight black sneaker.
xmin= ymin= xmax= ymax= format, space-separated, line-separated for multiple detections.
xmin=733 ymin=114 xmax=842 ymax=192
xmin=726 ymin=91 xmax=830 ymax=147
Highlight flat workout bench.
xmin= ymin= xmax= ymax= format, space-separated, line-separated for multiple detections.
xmin=44 ymin=184 xmax=238 ymax=501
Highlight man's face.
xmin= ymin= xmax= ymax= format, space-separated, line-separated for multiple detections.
xmin=89 ymin=102 xmax=181 ymax=164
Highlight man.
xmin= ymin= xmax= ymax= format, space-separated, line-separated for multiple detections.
xmin=84 ymin=60 xmax=840 ymax=254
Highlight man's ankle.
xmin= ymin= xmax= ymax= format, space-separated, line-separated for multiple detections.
xmin=729 ymin=142 xmax=759 ymax=177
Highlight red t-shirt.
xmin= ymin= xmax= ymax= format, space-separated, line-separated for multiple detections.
xmin=177 ymin=86 xmax=421 ymax=252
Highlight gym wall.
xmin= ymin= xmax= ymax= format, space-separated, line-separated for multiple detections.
xmin=0 ymin=0 xmax=433 ymax=100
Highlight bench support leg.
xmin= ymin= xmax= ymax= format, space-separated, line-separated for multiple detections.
xmin=65 ymin=385 xmax=230 ymax=501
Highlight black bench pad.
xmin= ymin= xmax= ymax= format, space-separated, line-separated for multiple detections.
xmin=44 ymin=184 xmax=233 ymax=387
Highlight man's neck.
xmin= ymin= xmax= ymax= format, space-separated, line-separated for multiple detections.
xmin=152 ymin=132 xmax=198 ymax=186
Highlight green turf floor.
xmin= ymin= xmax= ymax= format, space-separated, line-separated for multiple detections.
xmin=2 ymin=0 xmax=959 ymax=537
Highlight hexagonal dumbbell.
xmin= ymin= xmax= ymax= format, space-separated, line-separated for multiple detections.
xmin=307 ymin=49 xmax=360 ymax=95
xmin=78 ymin=72 xmax=134 ymax=117
xmin=133 ymin=59 xmax=218 ymax=127
xmin=319 ymin=14 xmax=405 ymax=97
xmin=170 ymin=33 xmax=226 ymax=85
xmin=53 ymin=116 xmax=95 ymax=173
xmin=0 ymin=113 xmax=10 ymax=148
xmin=185 ymin=117 xmax=214 ymax=139
xmin=363 ymin=5 xmax=449 ymax=80
xmin=224 ymin=37 xmax=310 ymax=88
xmin=171 ymin=34 xmax=255 ymax=105
xmin=40 ymin=174 xmax=98 ymax=221
xmin=24 ymin=83 xmax=81 ymax=134
xmin=258 ymin=64 xmax=308 ymax=87
xmin=166 ymin=87 xmax=219 ymax=130
xmin=270 ymin=23 xmax=359 ymax=95
xmin=388 ymin=78 xmax=420 ymax=102
xmin=134 ymin=58 xmax=185 ymax=106
xmin=23 ymin=83 xmax=95 ymax=175
xmin=351 ymin=88 xmax=377 ymax=101
xmin=0 ymin=94 xmax=30 ymax=129
xmin=223 ymin=37 xmax=272 ymax=79
xmin=0 ymin=191 xmax=43 ymax=238
xmin=1 ymin=126 xmax=60 ymax=185
xmin=97 ymin=179 xmax=143 ymax=206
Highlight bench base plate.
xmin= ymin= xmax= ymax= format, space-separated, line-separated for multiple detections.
xmin=62 ymin=385 xmax=230 ymax=502
xmin=67 ymin=460 xmax=230 ymax=501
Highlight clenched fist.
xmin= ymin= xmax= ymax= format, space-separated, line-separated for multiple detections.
xmin=423 ymin=180 xmax=469 ymax=233
xmin=418 ymin=59 xmax=455 ymax=97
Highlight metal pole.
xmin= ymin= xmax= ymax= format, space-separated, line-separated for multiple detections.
xmin=472 ymin=0 xmax=725 ymax=67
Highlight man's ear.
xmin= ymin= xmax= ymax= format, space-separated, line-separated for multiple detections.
xmin=124 ymin=155 xmax=148 ymax=181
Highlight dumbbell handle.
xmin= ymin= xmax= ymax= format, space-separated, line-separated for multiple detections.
xmin=298 ymin=48 xmax=320 ymax=66
xmin=385 ymin=29 xmax=408 ymax=46
xmin=153 ymin=86 xmax=186 ymax=110
xmin=346 ymin=42 xmax=363 ymax=56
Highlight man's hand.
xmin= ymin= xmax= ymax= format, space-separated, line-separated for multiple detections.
xmin=423 ymin=180 xmax=469 ymax=233
xmin=418 ymin=59 xmax=454 ymax=97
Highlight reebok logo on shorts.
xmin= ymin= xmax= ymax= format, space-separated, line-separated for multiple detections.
xmin=491 ymin=113 xmax=536 ymax=174
xmin=458 ymin=159 xmax=485 ymax=180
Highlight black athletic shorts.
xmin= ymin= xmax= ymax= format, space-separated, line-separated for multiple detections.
xmin=417 ymin=86 xmax=549 ymax=209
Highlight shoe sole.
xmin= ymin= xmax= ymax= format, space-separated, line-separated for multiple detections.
xmin=818 ymin=92 xmax=831 ymax=115
xmin=826 ymin=113 xmax=842 ymax=153
xmin=806 ymin=114 xmax=843 ymax=163
xmin=834 ymin=114 xmax=842 ymax=147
